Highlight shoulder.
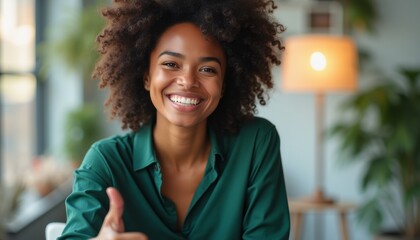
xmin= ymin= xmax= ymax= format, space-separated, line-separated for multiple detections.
xmin=242 ymin=116 xmax=276 ymax=128
xmin=85 ymin=132 xmax=136 ymax=162
xmin=79 ymin=132 xmax=136 ymax=171
xmin=238 ymin=116 xmax=278 ymax=137
xmin=220 ymin=117 xmax=279 ymax=149
xmin=91 ymin=132 xmax=135 ymax=151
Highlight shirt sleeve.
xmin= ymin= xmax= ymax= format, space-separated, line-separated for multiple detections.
xmin=242 ymin=125 xmax=290 ymax=240
xmin=57 ymin=146 xmax=113 ymax=239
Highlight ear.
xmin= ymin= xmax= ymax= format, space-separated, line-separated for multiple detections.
xmin=144 ymin=74 xmax=150 ymax=91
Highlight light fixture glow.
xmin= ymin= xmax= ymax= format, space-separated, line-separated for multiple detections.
xmin=281 ymin=35 xmax=358 ymax=204
xmin=310 ymin=51 xmax=326 ymax=71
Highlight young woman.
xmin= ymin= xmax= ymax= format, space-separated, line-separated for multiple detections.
xmin=59 ymin=0 xmax=289 ymax=239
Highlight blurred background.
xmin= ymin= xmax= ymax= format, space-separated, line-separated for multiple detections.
xmin=0 ymin=0 xmax=419 ymax=239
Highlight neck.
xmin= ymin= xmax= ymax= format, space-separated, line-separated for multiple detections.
xmin=153 ymin=119 xmax=210 ymax=171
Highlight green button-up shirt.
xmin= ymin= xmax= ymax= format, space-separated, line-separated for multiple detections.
xmin=58 ymin=117 xmax=290 ymax=240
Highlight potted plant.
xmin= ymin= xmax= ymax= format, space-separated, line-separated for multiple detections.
xmin=330 ymin=68 xmax=420 ymax=239
xmin=39 ymin=2 xmax=107 ymax=166
xmin=341 ymin=0 xmax=377 ymax=33
xmin=40 ymin=1 xmax=106 ymax=82
xmin=64 ymin=104 xmax=103 ymax=167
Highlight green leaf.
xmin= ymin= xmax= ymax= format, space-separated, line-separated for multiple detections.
xmin=356 ymin=198 xmax=383 ymax=233
xmin=343 ymin=0 xmax=377 ymax=33
xmin=39 ymin=1 xmax=107 ymax=80
xmin=405 ymin=185 xmax=420 ymax=206
xmin=361 ymin=156 xmax=392 ymax=191
xmin=388 ymin=124 xmax=414 ymax=154
xmin=64 ymin=104 xmax=104 ymax=162
xmin=399 ymin=67 xmax=420 ymax=87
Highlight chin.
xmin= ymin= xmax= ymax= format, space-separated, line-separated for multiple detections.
xmin=166 ymin=116 xmax=207 ymax=129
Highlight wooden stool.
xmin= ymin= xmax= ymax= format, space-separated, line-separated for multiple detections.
xmin=288 ymin=200 xmax=356 ymax=240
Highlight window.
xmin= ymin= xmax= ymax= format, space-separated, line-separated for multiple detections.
xmin=0 ymin=0 xmax=106 ymax=189
xmin=0 ymin=0 xmax=39 ymax=186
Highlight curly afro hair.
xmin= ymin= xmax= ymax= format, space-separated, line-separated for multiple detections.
xmin=92 ymin=0 xmax=285 ymax=133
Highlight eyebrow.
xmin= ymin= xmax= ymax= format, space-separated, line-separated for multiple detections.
xmin=158 ymin=51 xmax=222 ymax=66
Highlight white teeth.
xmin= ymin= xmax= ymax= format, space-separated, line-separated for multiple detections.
xmin=170 ymin=96 xmax=200 ymax=105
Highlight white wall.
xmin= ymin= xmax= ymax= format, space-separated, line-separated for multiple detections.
xmin=259 ymin=0 xmax=420 ymax=239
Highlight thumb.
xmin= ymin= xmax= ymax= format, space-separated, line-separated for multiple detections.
xmin=104 ymin=187 xmax=125 ymax=233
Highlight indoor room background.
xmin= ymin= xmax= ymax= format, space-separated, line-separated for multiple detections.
xmin=1 ymin=0 xmax=419 ymax=239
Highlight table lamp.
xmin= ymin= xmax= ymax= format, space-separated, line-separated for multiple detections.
xmin=281 ymin=35 xmax=357 ymax=203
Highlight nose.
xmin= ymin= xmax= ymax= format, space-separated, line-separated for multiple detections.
xmin=176 ymin=70 xmax=199 ymax=89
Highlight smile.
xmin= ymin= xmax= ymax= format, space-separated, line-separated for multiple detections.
xmin=169 ymin=95 xmax=201 ymax=106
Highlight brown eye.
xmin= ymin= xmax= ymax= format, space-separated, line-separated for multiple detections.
xmin=200 ymin=67 xmax=217 ymax=74
xmin=162 ymin=62 xmax=179 ymax=69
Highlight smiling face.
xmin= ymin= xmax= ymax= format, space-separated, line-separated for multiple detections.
xmin=146 ymin=22 xmax=226 ymax=129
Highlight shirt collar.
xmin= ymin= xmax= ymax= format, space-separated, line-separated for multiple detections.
xmin=132 ymin=120 xmax=225 ymax=172
xmin=133 ymin=120 xmax=157 ymax=171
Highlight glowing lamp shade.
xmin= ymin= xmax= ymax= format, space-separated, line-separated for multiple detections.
xmin=280 ymin=35 xmax=358 ymax=204
xmin=281 ymin=35 xmax=357 ymax=92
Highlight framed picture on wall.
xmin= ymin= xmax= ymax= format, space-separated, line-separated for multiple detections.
xmin=308 ymin=1 xmax=343 ymax=34
xmin=273 ymin=1 xmax=343 ymax=37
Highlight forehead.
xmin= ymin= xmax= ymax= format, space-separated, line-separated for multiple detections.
xmin=153 ymin=22 xmax=225 ymax=59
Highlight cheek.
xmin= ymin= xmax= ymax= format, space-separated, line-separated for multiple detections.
xmin=209 ymin=80 xmax=224 ymax=97
xmin=149 ymin=71 xmax=171 ymax=89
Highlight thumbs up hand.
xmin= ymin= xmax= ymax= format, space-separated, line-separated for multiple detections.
xmin=91 ymin=187 xmax=148 ymax=240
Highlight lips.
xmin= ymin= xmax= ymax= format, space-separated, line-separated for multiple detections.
xmin=169 ymin=95 xmax=202 ymax=106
